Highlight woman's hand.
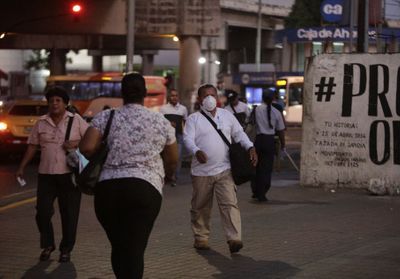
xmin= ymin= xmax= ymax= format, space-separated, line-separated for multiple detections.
xmin=63 ymin=140 xmax=79 ymax=151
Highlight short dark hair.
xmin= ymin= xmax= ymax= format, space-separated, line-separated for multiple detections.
xmin=225 ymin=89 xmax=238 ymax=101
xmin=45 ymin=86 xmax=69 ymax=104
xmin=197 ymin=84 xmax=217 ymax=97
xmin=262 ymin=88 xmax=275 ymax=104
xmin=121 ymin=73 xmax=147 ymax=104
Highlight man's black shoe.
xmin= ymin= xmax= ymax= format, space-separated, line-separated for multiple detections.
xmin=39 ymin=246 xmax=55 ymax=261
xmin=59 ymin=252 xmax=71 ymax=263
xmin=257 ymin=197 xmax=268 ymax=202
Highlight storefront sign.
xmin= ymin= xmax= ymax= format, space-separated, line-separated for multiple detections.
xmin=276 ymin=27 xmax=400 ymax=43
xmin=301 ymin=54 xmax=400 ymax=192
xmin=233 ymin=72 xmax=274 ymax=85
xmin=320 ymin=0 xmax=344 ymax=23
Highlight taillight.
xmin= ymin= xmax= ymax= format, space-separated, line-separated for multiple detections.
xmin=0 ymin=121 xmax=7 ymax=131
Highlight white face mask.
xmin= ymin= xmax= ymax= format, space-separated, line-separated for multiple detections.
xmin=202 ymin=95 xmax=217 ymax=112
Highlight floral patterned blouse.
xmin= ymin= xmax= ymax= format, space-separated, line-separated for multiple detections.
xmin=90 ymin=104 xmax=176 ymax=194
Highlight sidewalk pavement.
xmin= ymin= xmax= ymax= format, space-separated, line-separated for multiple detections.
xmin=1 ymin=166 xmax=400 ymax=278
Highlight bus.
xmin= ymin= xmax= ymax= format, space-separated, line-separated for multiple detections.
xmin=46 ymin=72 xmax=167 ymax=118
xmin=275 ymin=76 xmax=304 ymax=125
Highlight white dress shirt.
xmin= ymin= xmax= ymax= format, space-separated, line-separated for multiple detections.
xmin=159 ymin=103 xmax=188 ymax=120
xmin=255 ymin=103 xmax=285 ymax=135
xmin=224 ymin=101 xmax=251 ymax=117
xmin=183 ymin=108 xmax=253 ymax=176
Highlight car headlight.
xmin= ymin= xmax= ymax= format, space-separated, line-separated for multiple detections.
xmin=0 ymin=121 xmax=8 ymax=131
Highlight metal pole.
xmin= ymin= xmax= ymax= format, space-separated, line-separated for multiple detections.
xmin=255 ymin=0 xmax=262 ymax=72
xmin=357 ymin=0 xmax=366 ymax=52
xmin=126 ymin=0 xmax=135 ymax=72
xmin=364 ymin=0 xmax=369 ymax=52
xmin=349 ymin=0 xmax=354 ymax=53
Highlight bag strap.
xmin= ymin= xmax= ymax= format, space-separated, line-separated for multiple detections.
xmin=64 ymin=115 xmax=74 ymax=141
xmin=230 ymin=103 xmax=237 ymax=114
xmin=200 ymin=110 xmax=231 ymax=147
xmin=102 ymin=109 xmax=115 ymax=143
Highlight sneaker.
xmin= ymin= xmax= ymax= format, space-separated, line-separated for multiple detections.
xmin=193 ymin=239 xmax=210 ymax=250
xmin=59 ymin=251 xmax=71 ymax=263
xmin=39 ymin=246 xmax=55 ymax=261
xmin=227 ymin=240 xmax=243 ymax=253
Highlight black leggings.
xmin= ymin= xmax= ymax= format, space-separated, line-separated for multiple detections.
xmin=94 ymin=177 xmax=162 ymax=279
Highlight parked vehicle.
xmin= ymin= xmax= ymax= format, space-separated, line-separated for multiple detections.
xmin=276 ymin=76 xmax=304 ymax=125
xmin=0 ymin=99 xmax=48 ymax=154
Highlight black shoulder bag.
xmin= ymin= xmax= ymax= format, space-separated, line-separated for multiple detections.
xmin=200 ymin=110 xmax=255 ymax=185
xmin=76 ymin=110 xmax=115 ymax=195
xmin=230 ymin=104 xmax=247 ymax=128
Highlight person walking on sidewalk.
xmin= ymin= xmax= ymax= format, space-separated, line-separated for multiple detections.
xmin=251 ymin=90 xmax=286 ymax=202
xmin=79 ymin=73 xmax=178 ymax=279
xmin=183 ymin=84 xmax=257 ymax=253
xmin=224 ymin=89 xmax=250 ymax=128
xmin=160 ymin=88 xmax=188 ymax=186
xmin=16 ymin=87 xmax=89 ymax=263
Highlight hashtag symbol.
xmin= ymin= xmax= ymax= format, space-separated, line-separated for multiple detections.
xmin=315 ymin=77 xmax=336 ymax=102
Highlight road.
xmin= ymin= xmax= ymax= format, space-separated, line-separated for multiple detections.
xmin=0 ymin=157 xmax=38 ymax=204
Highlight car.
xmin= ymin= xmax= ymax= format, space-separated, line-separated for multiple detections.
xmin=0 ymin=99 xmax=48 ymax=155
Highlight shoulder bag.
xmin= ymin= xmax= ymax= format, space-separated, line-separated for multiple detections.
xmin=200 ymin=110 xmax=255 ymax=185
xmin=244 ymin=106 xmax=257 ymax=142
xmin=76 ymin=110 xmax=115 ymax=195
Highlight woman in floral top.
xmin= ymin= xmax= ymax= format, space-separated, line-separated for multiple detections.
xmin=79 ymin=73 xmax=178 ymax=279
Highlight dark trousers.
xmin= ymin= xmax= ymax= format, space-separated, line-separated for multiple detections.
xmin=36 ymin=173 xmax=81 ymax=252
xmin=94 ymin=177 xmax=162 ymax=279
xmin=251 ymin=134 xmax=275 ymax=199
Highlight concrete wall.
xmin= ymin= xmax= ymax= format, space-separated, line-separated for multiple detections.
xmin=300 ymin=54 xmax=400 ymax=192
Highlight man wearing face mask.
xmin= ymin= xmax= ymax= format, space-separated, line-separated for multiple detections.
xmin=183 ymin=84 xmax=257 ymax=253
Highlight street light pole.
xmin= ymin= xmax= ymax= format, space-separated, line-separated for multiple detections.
xmin=126 ymin=0 xmax=135 ymax=72
xmin=255 ymin=0 xmax=262 ymax=72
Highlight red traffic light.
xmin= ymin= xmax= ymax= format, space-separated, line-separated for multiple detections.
xmin=71 ymin=3 xmax=82 ymax=14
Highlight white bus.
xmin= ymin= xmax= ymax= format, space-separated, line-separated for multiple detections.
xmin=276 ymin=76 xmax=304 ymax=125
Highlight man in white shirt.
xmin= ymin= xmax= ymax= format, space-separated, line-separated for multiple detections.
xmin=183 ymin=84 xmax=257 ymax=253
xmin=160 ymin=89 xmax=188 ymax=186
xmin=224 ymin=89 xmax=251 ymax=128
xmin=251 ymin=90 xmax=286 ymax=202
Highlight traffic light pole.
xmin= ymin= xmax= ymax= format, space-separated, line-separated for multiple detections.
xmin=126 ymin=0 xmax=135 ymax=72
xmin=357 ymin=0 xmax=369 ymax=53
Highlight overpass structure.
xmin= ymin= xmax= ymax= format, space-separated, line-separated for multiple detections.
xmin=0 ymin=0 xmax=292 ymax=107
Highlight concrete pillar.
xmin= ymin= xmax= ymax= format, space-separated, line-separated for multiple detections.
xmin=202 ymin=49 xmax=219 ymax=85
xmin=290 ymin=43 xmax=297 ymax=71
xmin=142 ymin=52 xmax=155 ymax=75
xmin=92 ymin=55 xmax=103 ymax=72
xmin=281 ymin=37 xmax=291 ymax=72
xmin=49 ymin=49 xmax=68 ymax=75
xmin=178 ymin=36 xmax=201 ymax=112
xmin=304 ymin=42 xmax=312 ymax=57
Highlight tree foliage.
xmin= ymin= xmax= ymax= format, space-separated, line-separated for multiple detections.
xmin=24 ymin=50 xmax=49 ymax=70
xmin=285 ymin=0 xmax=322 ymax=28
